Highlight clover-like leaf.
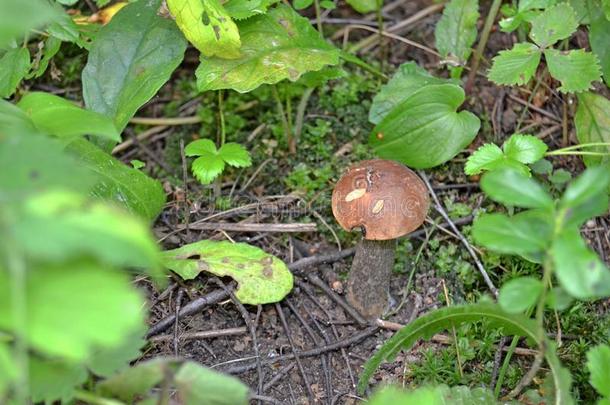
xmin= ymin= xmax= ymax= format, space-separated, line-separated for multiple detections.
xmin=465 ymin=143 xmax=504 ymax=175
xmin=167 ymin=0 xmax=241 ymax=58
xmin=196 ymin=4 xmax=339 ymax=93
xmin=575 ymin=92 xmax=610 ymax=166
xmin=161 ymin=240 xmax=293 ymax=304
xmin=224 ymin=0 xmax=279 ymax=19
xmin=488 ymin=42 xmax=541 ymax=86
xmin=369 ymin=62 xmax=450 ymax=124
xmin=545 ymin=48 xmax=602 ymax=93
xmin=529 ymin=3 xmax=578 ymax=47
xmin=369 ymin=84 xmax=480 ymax=168
xmin=192 ymin=154 xmax=225 ymax=184
xmin=17 ymin=92 xmax=120 ymax=141
xmin=503 ymin=133 xmax=548 ymax=163
xmin=434 ymin=0 xmax=479 ymax=66
xmin=218 ymin=142 xmax=252 ymax=167
xmin=185 ymin=138 xmax=218 ymax=156
xmin=0 ymin=48 xmax=30 ymax=98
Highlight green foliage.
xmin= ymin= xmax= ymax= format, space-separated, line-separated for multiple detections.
xmin=345 ymin=0 xmax=378 ymax=13
xmin=368 ymin=63 xmax=480 ymax=168
xmin=224 ymin=0 xmax=280 ymax=19
xmin=167 ymin=0 xmax=241 ymax=58
xmin=357 ymin=303 xmax=572 ymax=402
xmin=0 ymin=48 xmax=30 ymax=98
xmin=196 ymin=5 xmax=340 ymax=92
xmin=434 ymin=0 xmax=479 ymax=72
xmin=17 ymin=92 xmax=120 ymax=142
xmin=499 ymin=0 xmax=555 ymax=32
xmin=161 ymin=240 xmax=293 ymax=304
xmin=185 ymin=138 xmax=252 ymax=184
xmin=82 ymin=0 xmax=187 ymax=134
xmin=465 ymin=134 xmax=548 ymax=175
xmin=489 ymin=3 xmax=602 ymax=92
xmin=498 ymin=276 xmax=543 ymax=313
xmin=589 ymin=11 xmax=610 ymax=86
xmin=367 ymin=385 xmax=443 ymax=404
xmin=575 ymin=92 xmax=610 ymax=166
xmin=0 ymin=0 xmax=60 ymax=49
xmin=480 ymin=168 xmax=554 ymax=209
xmin=586 ymin=344 xmax=610 ymax=399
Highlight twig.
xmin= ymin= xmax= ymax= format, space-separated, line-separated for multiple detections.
xmin=490 ymin=336 xmax=507 ymax=389
xmin=129 ymin=116 xmax=202 ymax=125
xmin=176 ymin=222 xmax=317 ymax=233
xmin=180 ymin=139 xmax=190 ymax=240
xmin=419 ymin=171 xmax=499 ymax=299
xmin=505 ymin=350 xmax=545 ymax=399
xmin=262 ymin=363 xmax=295 ymax=393
xmin=173 ymin=288 xmax=184 ymax=356
xmin=150 ymin=327 xmax=246 ymax=342
xmin=112 ymin=125 xmax=168 ymax=154
xmin=346 ymin=24 xmax=440 ymax=57
xmin=508 ymin=94 xmax=562 ymax=122
xmin=305 ymin=274 xmax=367 ymax=326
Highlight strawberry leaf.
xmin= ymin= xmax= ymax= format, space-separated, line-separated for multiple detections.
xmin=488 ymin=43 xmax=541 ymax=86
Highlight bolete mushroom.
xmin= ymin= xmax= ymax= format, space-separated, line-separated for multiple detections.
xmin=331 ymin=159 xmax=429 ymax=319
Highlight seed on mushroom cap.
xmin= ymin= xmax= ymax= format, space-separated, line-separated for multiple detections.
xmin=332 ymin=159 xmax=429 ymax=240
xmin=331 ymin=159 xmax=430 ymax=320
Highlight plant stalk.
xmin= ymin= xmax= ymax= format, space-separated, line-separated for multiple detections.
xmin=271 ymin=85 xmax=296 ymax=154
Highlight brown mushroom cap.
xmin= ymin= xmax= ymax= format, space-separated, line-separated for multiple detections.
xmin=331 ymin=159 xmax=429 ymax=240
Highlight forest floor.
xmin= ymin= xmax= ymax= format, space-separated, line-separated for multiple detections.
xmin=52 ymin=0 xmax=610 ymax=403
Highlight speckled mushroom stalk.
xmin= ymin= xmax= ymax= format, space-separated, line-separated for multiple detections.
xmin=332 ymin=159 xmax=429 ymax=320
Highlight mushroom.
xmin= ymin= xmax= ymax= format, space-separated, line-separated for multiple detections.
xmin=331 ymin=159 xmax=429 ymax=319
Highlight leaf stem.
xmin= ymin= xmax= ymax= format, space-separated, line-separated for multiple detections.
xmin=74 ymin=390 xmax=125 ymax=405
xmin=546 ymin=151 xmax=610 ymax=156
xmin=218 ymin=90 xmax=226 ymax=146
xmin=465 ymin=0 xmax=503 ymax=93
xmin=548 ymin=142 xmax=610 ymax=153
xmin=272 ymin=85 xmax=295 ymax=154
xmin=313 ymin=0 xmax=323 ymax=36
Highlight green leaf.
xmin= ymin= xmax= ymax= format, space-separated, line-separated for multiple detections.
xmin=28 ymin=37 xmax=62 ymax=79
xmin=0 ymin=48 xmax=30 ymax=98
xmin=345 ymin=0 xmax=378 ymax=13
xmin=167 ymin=0 xmax=240 ymax=58
xmin=503 ymin=133 xmax=548 ymax=163
xmin=17 ymin=92 xmax=120 ymax=141
xmin=480 ymin=168 xmax=554 ymax=209
xmin=575 ymin=92 xmax=610 ymax=166
xmin=551 ymin=227 xmax=610 ymax=299
xmin=98 ymin=358 xmax=175 ymax=402
xmin=369 ymin=62 xmax=450 ymax=124
xmin=587 ymin=344 xmax=610 ymax=397
xmin=548 ymin=168 xmax=571 ymax=185
xmin=47 ymin=5 xmax=85 ymax=47
xmin=12 ymin=190 xmax=161 ymax=274
xmin=357 ymin=303 xmax=573 ymax=404
xmin=434 ymin=0 xmax=479 ymax=66
xmin=590 ymin=11 xmax=610 ymax=86
xmin=192 ymin=153 xmax=225 ymax=184
xmin=224 ymin=0 xmax=280 ymax=19
xmin=439 ymin=385 xmax=499 ymax=404
xmin=82 ymin=0 xmax=187 ymax=133
xmin=130 ymin=159 xmax=146 ymax=169
xmin=369 ymin=84 xmax=480 ymax=168
xmin=557 ymin=164 xmax=610 ymax=228
xmin=218 ymin=142 xmax=252 ymax=167
xmin=465 ymin=143 xmax=506 ymax=175
xmin=0 ymin=0 xmax=60 ymax=48
xmin=29 ymin=356 xmax=88 ymax=404
xmin=545 ymin=48 xmax=602 ymax=93
xmin=294 ymin=0 xmax=314 ymax=10
xmin=196 ymin=4 xmax=340 ymax=93
xmin=472 ymin=211 xmax=552 ymax=260
xmin=368 ymin=385 xmax=443 ymax=405
xmin=185 ymin=138 xmax=217 ymax=156
xmin=499 ymin=276 xmax=543 ymax=313
xmin=161 ymin=240 xmax=294 ymax=305
xmin=87 ymin=326 xmax=146 ymax=377
xmin=0 ymin=261 xmax=144 ymax=361
xmin=175 ymin=361 xmax=249 ymax=405
xmin=488 ymin=42 xmax=541 ymax=86
xmin=0 ymin=343 xmax=15 ymax=397
xmin=298 ymin=66 xmax=347 ymax=88
xmin=529 ymin=3 xmax=578 ymax=47
xmin=66 ymin=139 xmax=166 ymax=221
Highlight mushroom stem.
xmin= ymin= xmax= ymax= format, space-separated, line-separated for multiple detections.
xmin=346 ymin=238 xmax=396 ymax=320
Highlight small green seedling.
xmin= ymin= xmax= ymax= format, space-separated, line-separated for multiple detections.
xmin=185 ymin=139 xmax=251 ymax=185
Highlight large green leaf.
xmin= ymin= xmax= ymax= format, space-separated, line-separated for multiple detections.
xmin=66 ymin=139 xmax=166 ymax=221
xmin=529 ymin=3 xmax=578 ymax=47
xmin=488 ymin=42 xmax=541 ymax=86
xmin=544 ymin=48 xmax=602 ymax=93
xmin=167 ymin=0 xmax=240 ymax=58
xmin=12 ymin=190 xmax=161 ymax=275
xmin=434 ymin=0 xmax=479 ymax=66
xmin=29 ymin=356 xmax=88 ymax=404
xmin=161 ymin=240 xmax=293 ymax=305
xmin=369 ymin=84 xmax=480 ymax=168
xmin=480 ymin=168 xmax=554 ymax=209
xmin=586 ymin=344 xmax=610 ymax=398
xmin=175 ymin=361 xmax=249 ymax=405
xmin=82 ymin=0 xmax=187 ymax=133
xmin=575 ymin=92 xmax=610 ymax=166
xmin=369 ymin=62 xmax=450 ymax=124
xmin=472 ymin=211 xmax=552 ymax=261
xmin=224 ymin=0 xmax=280 ymax=20
xmin=17 ymin=92 xmax=120 ymax=141
xmin=196 ymin=4 xmax=339 ymax=93
xmin=559 ymin=164 xmax=610 ymax=216
xmin=87 ymin=326 xmax=146 ymax=377
xmin=0 ymin=48 xmax=30 ymax=98
xmin=0 ymin=0 xmax=60 ymax=48
xmin=0 ymin=261 xmax=144 ymax=361
xmin=0 ymin=343 xmax=15 ymax=398
xmin=357 ymin=303 xmax=574 ymax=405
xmin=551 ymin=227 xmax=610 ymax=299
xmin=590 ymin=12 xmax=610 ymax=87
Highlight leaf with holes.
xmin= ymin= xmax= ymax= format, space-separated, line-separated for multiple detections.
xmin=161 ymin=240 xmax=293 ymax=304
xmin=369 ymin=84 xmax=480 ymax=168
xmin=196 ymin=4 xmax=339 ymax=93
xmin=167 ymin=0 xmax=240 ymax=58
xmin=575 ymin=92 xmax=610 ymax=166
